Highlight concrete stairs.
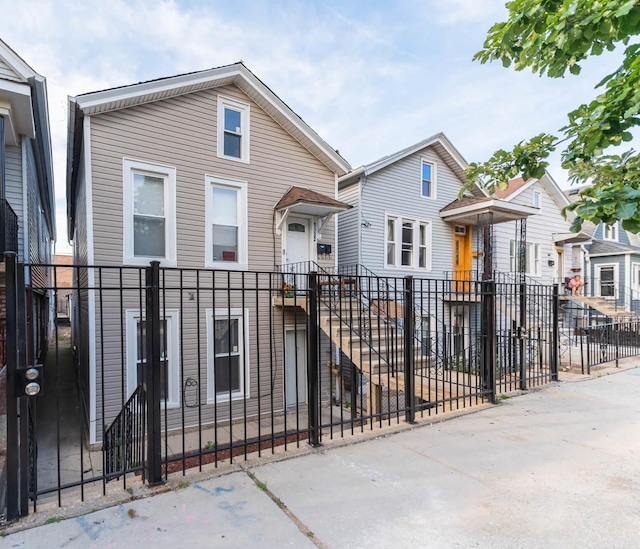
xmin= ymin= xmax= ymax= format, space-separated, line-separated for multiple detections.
xmin=301 ymin=297 xmax=478 ymax=413
xmin=566 ymin=296 xmax=637 ymax=319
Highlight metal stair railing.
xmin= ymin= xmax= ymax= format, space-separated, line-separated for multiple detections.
xmin=104 ymin=384 xmax=146 ymax=480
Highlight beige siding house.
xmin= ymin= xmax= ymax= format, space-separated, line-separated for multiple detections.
xmin=66 ymin=63 xmax=350 ymax=444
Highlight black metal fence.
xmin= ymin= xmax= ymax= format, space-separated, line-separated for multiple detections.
xmin=0 ymin=198 xmax=19 ymax=259
xmin=580 ymin=319 xmax=640 ymax=373
xmin=4 ymin=257 xmax=560 ymax=519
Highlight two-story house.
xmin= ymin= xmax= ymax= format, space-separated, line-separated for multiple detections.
xmin=336 ymin=133 xmax=548 ymax=407
xmin=0 ymin=39 xmax=55 ymax=366
xmin=66 ymin=62 xmax=350 ymax=445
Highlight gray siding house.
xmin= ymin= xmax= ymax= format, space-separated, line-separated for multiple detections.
xmin=66 ymin=62 xmax=350 ymax=444
xmin=492 ymin=172 xmax=576 ymax=286
xmin=565 ymin=187 xmax=640 ymax=317
xmin=0 ymin=39 xmax=55 ymax=364
xmin=337 ymin=133 xmax=538 ymax=354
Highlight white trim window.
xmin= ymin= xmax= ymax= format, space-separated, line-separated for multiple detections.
xmin=603 ymin=222 xmax=618 ymax=241
xmin=205 ymin=176 xmax=248 ymax=270
xmin=420 ymin=159 xmax=436 ymax=199
xmin=385 ymin=214 xmax=431 ymax=270
xmin=126 ymin=310 xmax=180 ymax=408
xmin=632 ymin=263 xmax=640 ymax=296
xmin=207 ymin=308 xmax=250 ymax=403
xmin=217 ymin=95 xmax=250 ymax=163
xmin=509 ymin=241 xmax=541 ymax=276
xmin=533 ymin=191 xmax=541 ymax=208
xmin=123 ymin=159 xmax=177 ymax=267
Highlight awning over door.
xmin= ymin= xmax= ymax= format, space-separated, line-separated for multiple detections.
xmin=552 ymin=231 xmax=592 ymax=245
xmin=439 ymin=196 xmax=538 ymax=225
xmin=274 ymin=186 xmax=352 ymax=236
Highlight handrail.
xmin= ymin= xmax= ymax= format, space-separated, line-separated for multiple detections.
xmin=104 ymin=383 xmax=146 ymax=479
xmin=278 ymin=261 xmax=397 ymax=371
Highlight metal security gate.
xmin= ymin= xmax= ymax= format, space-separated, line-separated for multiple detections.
xmin=3 ymin=255 xmax=560 ymax=520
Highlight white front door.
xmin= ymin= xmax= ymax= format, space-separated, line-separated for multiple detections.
xmin=285 ymin=217 xmax=311 ymax=289
xmin=285 ymin=328 xmax=307 ymax=407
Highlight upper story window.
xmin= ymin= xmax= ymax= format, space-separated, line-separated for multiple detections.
xmin=421 ymin=160 xmax=436 ymax=199
xmin=123 ymin=159 xmax=177 ymax=267
xmin=386 ymin=214 xmax=431 ymax=270
xmin=205 ymin=176 xmax=248 ymax=270
xmin=217 ymin=95 xmax=250 ymax=163
xmin=603 ymin=222 xmax=618 ymax=241
xmin=533 ymin=191 xmax=541 ymax=208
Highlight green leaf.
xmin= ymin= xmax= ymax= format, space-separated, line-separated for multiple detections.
xmin=622 ymin=218 xmax=640 ymax=233
xmin=569 ymin=217 xmax=583 ymax=233
xmin=616 ymin=201 xmax=638 ymax=220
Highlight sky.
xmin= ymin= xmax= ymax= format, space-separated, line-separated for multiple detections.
xmin=0 ymin=0 xmax=632 ymax=253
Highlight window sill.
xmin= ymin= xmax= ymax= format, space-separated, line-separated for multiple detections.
xmin=124 ymin=256 xmax=177 ymax=268
xmin=207 ymin=393 xmax=246 ymax=404
xmin=216 ymin=153 xmax=250 ymax=164
xmin=206 ymin=261 xmax=248 ymax=271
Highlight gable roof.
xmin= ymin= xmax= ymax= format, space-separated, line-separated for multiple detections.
xmin=495 ymin=171 xmax=571 ymax=211
xmin=0 ymin=39 xmax=56 ymax=239
xmin=338 ymin=132 xmax=486 ymax=197
xmin=274 ymin=186 xmax=351 ymax=213
xmin=67 ymin=62 xmax=350 ymax=235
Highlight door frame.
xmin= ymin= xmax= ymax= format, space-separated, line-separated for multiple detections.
xmin=284 ymin=325 xmax=307 ymax=408
xmin=594 ymin=262 xmax=618 ymax=299
xmin=452 ymin=224 xmax=472 ymax=291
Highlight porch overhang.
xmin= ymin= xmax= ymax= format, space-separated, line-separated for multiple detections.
xmin=0 ymin=82 xmax=36 ymax=145
xmin=552 ymin=231 xmax=591 ymax=245
xmin=274 ymin=186 xmax=352 ymax=236
xmin=439 ymin=197 xmax=539 ymax=225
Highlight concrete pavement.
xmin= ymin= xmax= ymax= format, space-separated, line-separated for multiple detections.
xmin=4 ymin=366 xmax=640 ymax=548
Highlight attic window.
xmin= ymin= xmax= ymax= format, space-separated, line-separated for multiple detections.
xmin=533 ymin=191 xmax=541 ymax=208
xmin=217 ymin=95 xmax=250 ymax=163
xmin=421 ymin=160 xmax=436 ymax=199
xmin=603 ymin=222 xmax=618 ymax=242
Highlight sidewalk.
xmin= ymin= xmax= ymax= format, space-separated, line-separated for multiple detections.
xmin=3 ymin=364 xmax=640 ymax=547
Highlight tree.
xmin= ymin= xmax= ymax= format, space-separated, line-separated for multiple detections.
xmin=465 ymin=0 xmax=640 ymax=233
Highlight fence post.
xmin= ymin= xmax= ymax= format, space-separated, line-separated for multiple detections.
xmin=481 ymin=279 xmax=496 ymax=403
xmin=5 ymin=253 xmax=20 ymax=519
xmin=551 ymin=284 xmax=559 ymax=381
xmin=615 ymin=324 xmax=620 ymax=368
xmin=145 ymin=261 xmax=163 ymax=485
xmin=403 ymin=276 xmax=416 ymax=423
xmin=519 ymin=282 xmax=527 ymax=391
xmin=17 ymin=264 xmax=30 ymax=514
xmin=307 ymin=271 xmax=321 ymax=447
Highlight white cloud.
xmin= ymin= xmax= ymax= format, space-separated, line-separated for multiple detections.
xmin=0 ymin=0 xmax=634 ymax=253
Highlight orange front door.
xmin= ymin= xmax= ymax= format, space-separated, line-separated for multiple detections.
xmin=453 ymin=225 xmax=472 ymax=291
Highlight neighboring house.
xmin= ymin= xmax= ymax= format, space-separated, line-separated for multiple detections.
xmin=337 ymin=133 xmax=539 ymax=358
xmin=492 ymin=172 xmax=578 ymax=286
xmin=66 ymin=62 xmax=350 ymax=444
xmin=52 ymin=254 xmax=73 ymax=321
xmin=565 ymin=187 xmax=640 ymax=318
xmin=0 ymin=39 xmax=55 ymax=365
xmin=338 ymin=133 xmax=539 ymax=280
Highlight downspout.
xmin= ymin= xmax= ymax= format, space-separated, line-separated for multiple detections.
xmin=0 ymin=115 xmax=5 ymax=201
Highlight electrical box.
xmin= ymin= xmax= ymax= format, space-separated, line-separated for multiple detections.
xmin=317 ymin=243 xmax=332 ymax=255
